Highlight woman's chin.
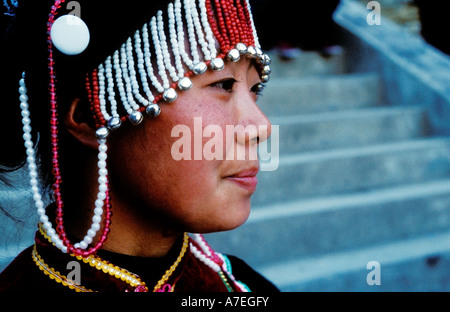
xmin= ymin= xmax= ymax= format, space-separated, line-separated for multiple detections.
xmin=193 ymin=201 xmax=252 ymax=234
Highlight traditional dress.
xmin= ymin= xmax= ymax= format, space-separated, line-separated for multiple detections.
xmin=0 ymin=223 xmax=278 ymax=292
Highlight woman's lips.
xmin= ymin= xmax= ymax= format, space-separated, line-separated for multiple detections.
xmin=226 ymin=168 xmax=259 ymax=192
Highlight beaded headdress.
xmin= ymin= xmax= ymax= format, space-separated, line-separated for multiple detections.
xmin=17 ymin=0 xmax=271 ymax=256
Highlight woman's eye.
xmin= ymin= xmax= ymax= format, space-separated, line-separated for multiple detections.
xmin=210 ymin=78 xmax=236 ymax=92
xmin=251 ymin=83 xmax=265 ymax=97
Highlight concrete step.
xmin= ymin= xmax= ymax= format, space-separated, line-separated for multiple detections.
xmin=258 ymin=72 xmax=382 ymax=116
xmin=257 ymin=231 xmax=450 ymax=291
xmin=255 ymin=137 xmax=450 ymax=205
xmin=270 ymin=105 xmax=428 ymax=153
xmin=265 ymin=50 xmax=347 ymax=78
xmin=206 ymin=179 xmax=450 ymax=268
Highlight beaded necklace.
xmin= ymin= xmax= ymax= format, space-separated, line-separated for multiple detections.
xmin=35 ymin=223 xmax=189 ymax=292
xmin=189 ymin=233 xmax=250 ymax=292
xmin=35 ymin=224 xmax=248 ymax=292
xmin=32 ymin=245 xmax=94 ymax=292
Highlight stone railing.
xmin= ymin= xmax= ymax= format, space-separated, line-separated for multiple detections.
xmin=334 ymin=0 xmax=450 ymax=134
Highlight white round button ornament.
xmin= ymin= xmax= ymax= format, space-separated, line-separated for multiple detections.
xmin=50 ymin=15 xmax=90 ymax=55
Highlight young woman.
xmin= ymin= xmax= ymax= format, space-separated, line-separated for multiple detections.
xmin=0 ymin=0 xmax=277 ymax=292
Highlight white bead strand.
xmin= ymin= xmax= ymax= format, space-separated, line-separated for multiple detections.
xmin=183 ymin=0 xmax=200 ymax=65
xmin=189 ymin=0 xmax=212 ymax=61
xmin=97 ymin=63 xmax=112 ymax=122
xmin=190 ymin=243 xmax=222 ymax=273
xmin=112 ymin=49 xmax=133 ymax=115
xmin=167 ymin=3 xmax=186 ymax=80
xmin=104 ymin=56 xmax=122 ymax=130
xmin=133 ymin=29 xmax=156 ymax=104
xmin=142 ymin=22 xmax=165 ymax=94
xmin=174 ymin=0 xmax=194 ymax=70
xmin=19 ymin=74 xmax=68 ymax=253
xmin=198 ymin=0 xmax=218 ymax=58
xmin=150 ymin=15 xmax=171 ymax=90
xmin=124 ymin=37 xmax=151 ymax=107
xmin=156 ymin=10 xmax=179 ymax=83
xmin=104 ymin=56 xmax=119 ymax=117
xmin=191 ymin=233 xmax=214 ymax=257
xmin=74 ymin=137 xmax=109 ymax=250
xmin=21 ymin=78 xmax=66 ymax=252
xmin=120 ymin=43 xmax=141 ymax=112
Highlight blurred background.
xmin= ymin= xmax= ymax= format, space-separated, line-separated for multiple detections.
xmin=207 ymin=0 xmax=450 ymax=291
xmin=1 ymin=0 xmax=450 ymax=291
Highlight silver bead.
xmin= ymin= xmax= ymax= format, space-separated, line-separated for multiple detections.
xmin=256 ymin=56 xmax=265 ymax=65
xmin=146 ymin=103 xmax=161 ymax=118
xmin=261 ymin=54 xmax=272 ymax=66
xmin=178 ymin=77 xmax=193 ymax=91
xmin=95 ymin=127 xmax=110 ymax=140
xmin=227 ymin=49 xmax=240 ymax=62
xmin=236 ymin=43 xmax=248 ymax=54
xmin=163 ymin=88 xmax=178 ymax=102
xmin=107 ymin=116 xmax=122 ymax=130
xmin=193 ymin=62 xmax=207 ymax=75
xmin=255 ymin=47 xmax=263 ymax=58
xmin=254 ymin=83 xmax=265 ymax=94
xmin=129 ymin=111 xmax=143 ymax=125
xmin=210 ymin=58 xmax=225 ymax=71
xmin=246 ymin=46 xmax=257 ymax=59
xmin=261 ymin=65 xmax=271 ymax=76
xmin=261 ymin=74 xmax=270 ymax=83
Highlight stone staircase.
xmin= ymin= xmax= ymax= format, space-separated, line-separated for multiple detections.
xmin=206 ymin=50 xmax=450 ymax=291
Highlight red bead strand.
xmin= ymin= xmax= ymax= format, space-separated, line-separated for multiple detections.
xmin=221 ymin=0 xmax=235 ymax=48
xmin=85 ymin=75 xmax=101 ymax=128
xmin=241 ymin=0 xmax=256 ymax=46
xmin=205 ymin=0 xmax=222 ymax=49
xmin=213 ymin=0 xmax=231 ymax=52
xmin=47 ymin=0 xmax=111 ymax=257
xmin=87 ymin=70 xmax=106 ymax=127
xmin=235 ymin=0 xmax=249 ymax=44
xmin=229 ymin=0 xmax=243 ymax=45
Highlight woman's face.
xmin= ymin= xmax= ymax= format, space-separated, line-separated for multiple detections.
xmin=107 ymin=59 xmax=271 ymax=234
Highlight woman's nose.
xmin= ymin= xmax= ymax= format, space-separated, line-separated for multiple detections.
xmin=236 ymin=90 xmax=272 ymax=146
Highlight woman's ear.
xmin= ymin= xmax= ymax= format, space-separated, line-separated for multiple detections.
xmin=64 ymin=98 xmax=98 ymax=150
